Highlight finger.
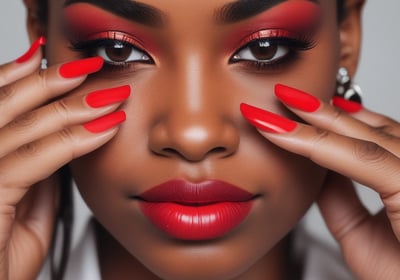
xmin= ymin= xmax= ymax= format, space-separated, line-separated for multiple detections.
xmin=0 ymin=56 xmax=104 ymax=128
xmin=352 ymin=107 xmax=400 ymax=137
xmin=8 ymin=176 xmax=60 ymax=279
xmin=317 ymin=172 xmax=371 ymax=242
xmin=0 ymin=37 xmax=45 ymax=87
xmin=318 ymin=173 xmax=400 ymax=280
xmin=14 ymin=175 xmax=59 ymax=255
xmin=0 ymin=85 xmax=130 ymax=158
xmin=274 ymin=84 xmax=400 ymax=156
xmin=0 ymin=111 xmax=125 ymax=206
xmin=240 ymin=103 xmax=400 ymax=239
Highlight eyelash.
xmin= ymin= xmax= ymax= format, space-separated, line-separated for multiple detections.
xmin=68 ymin=30 xmax=316 ymax=73
xmin=229 ymin=30 xmax=316 ymax=72
xmin=69 ymin=32 xmax=154 ymax=72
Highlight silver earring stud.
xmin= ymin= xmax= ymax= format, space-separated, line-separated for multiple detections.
xmin=335 ymin=67 xmax=362 ymax=103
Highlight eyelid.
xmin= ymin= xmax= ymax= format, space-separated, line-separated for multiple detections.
xmin=237 ymin=29 xmax=313 ymax=48
xmin=84 ymin=31 xmax=147 ymax=52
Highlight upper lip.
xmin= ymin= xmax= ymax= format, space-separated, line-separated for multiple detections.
xmin=138 ymin=179 xmax=255 ymax=204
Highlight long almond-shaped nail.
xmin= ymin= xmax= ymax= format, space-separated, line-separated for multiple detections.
xmin=59 ymin=57 xmax=104 ymax=78
xmin=86 ymin=85 xmax=131 ymax=108
xmin=16 ymin=36 xmax=46 ymax=63
xmin=332 ymin=96 xmax=363 ymax=113
xmin=240 ymin=103 xmax=297 ymax=133
xmin=275 ymin=84 xmax=320 ymax=112
xmin=84 ymin=111 xmax=126 ymax=133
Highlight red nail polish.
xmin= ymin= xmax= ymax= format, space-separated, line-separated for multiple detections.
xmin=59 ymin=57 xmax=104 ymax=78
xmin=275 ymin=84 xmax=320 ymax=112
xmin=240 ymin=103 xmax=297 ymax=133
xmin=332 ymin=96 xmax=363 ymax=113
xmin=86 ymin=85 xmax=131 ymax=108
xmin=16 ymin=36 xmax=46 ymax=63
xmin=84 ymin=111 xmax=126 ymax=133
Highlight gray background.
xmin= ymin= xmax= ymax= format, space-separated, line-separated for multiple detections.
xmin=0 ymin=1 xmax=398 ymax=246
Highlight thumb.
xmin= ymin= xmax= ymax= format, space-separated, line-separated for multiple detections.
xmin=317 ymin=172 xmax=370 ymax=243
xmin=317 ymin=172 xmax=400 ymax=279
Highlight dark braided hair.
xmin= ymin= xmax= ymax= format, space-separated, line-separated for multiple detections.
xmin=33 ymin=0 xmax=348 ymax=279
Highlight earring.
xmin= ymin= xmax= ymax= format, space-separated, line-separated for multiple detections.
xmin=41 ymin=58 xmax=48 ymax=70
xmin=335 ymin=67 xmax=362 ymax=103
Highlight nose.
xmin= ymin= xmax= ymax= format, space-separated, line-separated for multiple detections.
xmin=149 ymin=111 xmax=240 ymax=162
xmin=148 ymin=58 xmax=240 ymax=162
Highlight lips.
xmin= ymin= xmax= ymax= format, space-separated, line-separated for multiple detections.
xmin=137 ymin=180 xmax=255 ymax=241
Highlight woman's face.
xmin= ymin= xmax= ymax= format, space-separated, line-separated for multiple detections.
xmin=46 ymin=0 xmax=341 ymax=279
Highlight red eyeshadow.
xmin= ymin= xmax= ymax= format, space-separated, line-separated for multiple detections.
xmin=63 ymin=3 xmax=159 ymax=54
xmin=226 ymin=1 xmax=321 ymax=51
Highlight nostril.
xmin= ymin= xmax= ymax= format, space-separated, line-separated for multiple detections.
xmin=148 ymin=119 xmax=240 ymax=162
xmin=161 ymin=147 xmax=181 ymax=157
xmin=159 ymin=146 xmax=230 ymax=161
xmin=208 ymin=147 xmax=227 ymax=155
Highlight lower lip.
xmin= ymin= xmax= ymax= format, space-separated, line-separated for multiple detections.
xmin=139 ymin=201 xmax=253 ymax=240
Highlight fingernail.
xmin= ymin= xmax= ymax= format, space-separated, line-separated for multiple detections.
xmin=240 ymin=103 xmax=297 ymax=133
xmin=332 ymin=96 xmax=363 ymax=113
xmin=59 ymin=57 xmax=104 ymax=78
xmin=16 ymin=36 xmax=46 ymax=63
xmin=84 ymin=111 xmax=126 ymax=133
xmin=275 ymin=84 xmax=320 ymax=112
xmin=86 ymin=85 xmax=131 ymax=108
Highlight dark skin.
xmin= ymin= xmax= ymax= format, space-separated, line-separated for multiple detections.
xmin=1 ymin=0 xmax=400 ymax=279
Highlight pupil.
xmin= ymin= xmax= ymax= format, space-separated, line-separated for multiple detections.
xmin=249 ymin=41 xmax=277 ymax=60
xmin=105 ymin=43 xmax=132 ymax=62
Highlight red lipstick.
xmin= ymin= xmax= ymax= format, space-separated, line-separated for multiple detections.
xmin=138 ymin=180 xmax=255 ymax=241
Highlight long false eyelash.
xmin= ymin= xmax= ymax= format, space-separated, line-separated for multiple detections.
xmin=68 ymin=38 xmax=154 ymax=72
xmin=69 ymin=39 xmax=103 ymax=57
xmin=68 ymin=38 xmax=148 ymax=60
xmin=229 ymin=35 xmax=317 ymax=73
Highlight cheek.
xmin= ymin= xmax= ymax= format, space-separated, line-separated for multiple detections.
xmin=68 ymin=65 xmax=328 ymax=280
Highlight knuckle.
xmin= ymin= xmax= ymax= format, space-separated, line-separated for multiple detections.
xmin=381 ymin=192 xmax=400 ymax=216
xmin=353 ymin=140 xmax=388 ymax=163
xmin=51 ymin=99 xmax=70 ymax=121
xmin=0 ymin=84 xmax=15 ymax=105
xmin=0 ymin=66 xmax=11 ymax=86
xmin=58 ymin=127 xmax=75 ymax=145
xmin=36 ymin=68 xmax=49 ymax=91
xmin=57 ymin=128 xmax=77 ymax=159
xmin=308 ymin=128 xmax=332 ymax=160
xmin=16 ymin=142 xmax=41 ymax=159
xmin=37 ymin=68 xmax=48 ymax=83
xmin=311 ymin=128 xmax=332 ymax=146
xmin=371 ymin=125 xmax=397 ymax=140
xmin=334 ymin=207 xmax=369 ymax=242
xmin=8 ymin=111 xmax=38 ymax=130
xmin=0 ymin=204 xmax=16 ymax=223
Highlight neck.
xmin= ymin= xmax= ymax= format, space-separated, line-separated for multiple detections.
xmin=95 ymin=220 xmax=295 ymax=280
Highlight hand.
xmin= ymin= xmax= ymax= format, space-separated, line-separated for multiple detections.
xmin=0 ymin=38 xmax=129 ymax=280
xmin=240 ymin=84 xmax=400 ymax=280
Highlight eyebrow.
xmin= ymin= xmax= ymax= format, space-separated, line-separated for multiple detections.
xmin=63 ymin=0 xmax=166 ymax=27
xmin=215 ymin=0 xmax=319 ymax=24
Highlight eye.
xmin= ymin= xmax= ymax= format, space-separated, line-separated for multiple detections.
xmin=96 ymin=40 xmax=152 ymax=64
xmin=231 ymin=39 xmax=290 ymax=64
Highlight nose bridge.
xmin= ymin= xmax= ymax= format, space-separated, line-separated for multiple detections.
xmin=184 ymin=53 xmax=204 ymax=113
xmin=148 ymin=52 xmax=240 ymax=162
